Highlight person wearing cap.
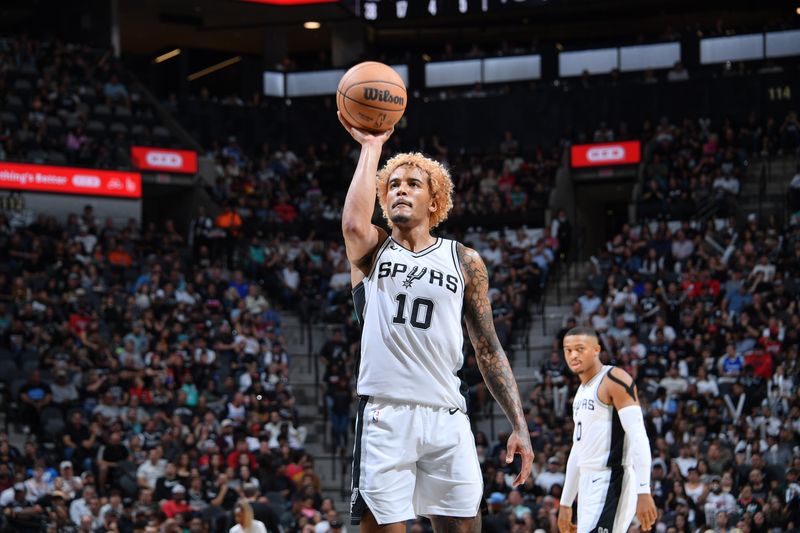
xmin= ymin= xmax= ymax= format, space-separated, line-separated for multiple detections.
xmin=536 ymin=457 xmax=566 ymax=494
xmin=558 ymin=327 xmax=657 ymax=533
xmin=484 ymin=492 xmax=509 ymax=533
xmin=703 ymin=475 xmax=736 ymax=528
xmin=56 ymin=460 xmax=82 ymax=500
xmin=230 ymin=498 xmax=267 ymax=533
xmin=161 ymin=484 xmax=192 ymax=518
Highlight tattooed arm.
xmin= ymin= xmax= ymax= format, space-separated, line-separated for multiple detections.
xmin=458 ymin=243 xmax=533 ymax=486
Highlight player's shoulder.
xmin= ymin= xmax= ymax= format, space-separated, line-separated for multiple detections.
xmin=605 ymin=366 xmax=635 ymax=388
xmin=453 ymin=241 xmax=483 ymax=265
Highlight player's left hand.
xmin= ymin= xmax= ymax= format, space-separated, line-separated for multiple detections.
xmin=636 ymin=494 xmax=657 ymax=531
xmin=506 ymin=429 xmax=534 ymax=486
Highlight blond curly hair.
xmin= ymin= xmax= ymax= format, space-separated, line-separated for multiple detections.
xmin=376 ymin=152 xmax=454 ymax=229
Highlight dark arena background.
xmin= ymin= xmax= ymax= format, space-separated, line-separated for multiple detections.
xmin=0 ymin=0 xmax=799 ymax=531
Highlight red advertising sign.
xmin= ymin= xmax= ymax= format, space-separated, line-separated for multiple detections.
xmin=571 ymin=141 xmax=641 ymax=168
xmin=0 ymin=162 xmax=142 ymax=198
xmin=130 ymin=146 xmax=198 ymax=174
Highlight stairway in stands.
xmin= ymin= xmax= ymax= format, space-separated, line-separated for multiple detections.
xmin=282 ymin=315 xmax=354 ymax=515
xmin=739 ymin=154 xmax=798 ymax=219
xmin=474 ymin=260 xmax=588 ymax=443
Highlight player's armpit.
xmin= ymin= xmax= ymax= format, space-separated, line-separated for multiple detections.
xmin=349 ymin=227 xmax=389 ymax=279
xmin=457 ymin=243 xmax=525 ymax=431
xmin=604 ymin=367 xmax=639 ymax=410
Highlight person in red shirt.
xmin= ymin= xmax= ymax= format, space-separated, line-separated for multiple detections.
xmin=226 ymin=438 xmax=257 ymax=471
xmin=161 ymin=484 xmax=192 ymax=518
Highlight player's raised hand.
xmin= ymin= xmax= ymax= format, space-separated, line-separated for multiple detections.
xmin=505 ymin=429 xmax=534 ymax=486
xmin=636 ymin=493 xmax=657 ymax=531
xmin=557 ymin=505 xmax=577 ymax=533
xmin=338 ymin=111 xmax=393 ymax=146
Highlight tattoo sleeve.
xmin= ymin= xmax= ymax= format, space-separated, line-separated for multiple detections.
xmin=457 ymin=243 xmax=526 ymax=431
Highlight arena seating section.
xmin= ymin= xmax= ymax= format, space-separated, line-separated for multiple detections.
xmin=0 ymin=33 xmax=799 ymax=533
xmin=0 ymin=36 xmax=181 ymax=170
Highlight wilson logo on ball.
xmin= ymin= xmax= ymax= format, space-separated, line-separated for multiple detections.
xmin=363 ymin=88 xmax=404 ymax=106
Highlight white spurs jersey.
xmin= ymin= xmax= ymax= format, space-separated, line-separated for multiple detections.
xmin=353 ymin=236 xmax=467 ymax=411
xmin=571 ymin=366 xmax=632 ymax=470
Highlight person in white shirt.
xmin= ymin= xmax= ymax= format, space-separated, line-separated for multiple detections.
xmin=751 ymin=255 xmax=776 ymax=283
xmin=648 ymin=316 xmax=676 ymax=345
xmin=230 ymin=498 xmax=267 ymax=533
xmin=137 ymin=447 xmax=167 ymax=489
xmin=481 ymin=238 xmax=503 ymax=267
xmin=577 ymin=288 xmax=601 ymax=316
xmin=659 ymin=367 xmax=688 ymax=397
xmin=535 ymin=457 xmax=566 ymax=494
xmin=713 ymin=174 xmax=740 ymax=196
xmin=70 ymin=485 xmax=96 ymax=525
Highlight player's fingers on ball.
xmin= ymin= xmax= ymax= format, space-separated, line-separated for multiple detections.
xmin=336 ymin=112 xmax=352 ymax=131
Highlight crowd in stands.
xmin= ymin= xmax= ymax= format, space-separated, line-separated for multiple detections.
xmin=472 ymin=213 xmax=800 ymax=532
xmin=195 ymin=127 xmax=558 ymax=244
xmin=0 ymin=120 xmax=566 ymax=532
xmin=610 ymin=112 xmax=800 ymax=221
xmin=0 ymin=207 xmax=354 ymax=532
xmin=0 ymin=35 xmax=177 ymax=170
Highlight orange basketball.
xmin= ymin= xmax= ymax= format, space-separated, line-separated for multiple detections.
xmin=337 ymin=61 xmax=406 ymax=133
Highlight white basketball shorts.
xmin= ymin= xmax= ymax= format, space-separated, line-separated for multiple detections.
xmin=577 ymin=465 xmax=637 ymax=533
xmin=350 ymin=396 xmax=483 ymax=525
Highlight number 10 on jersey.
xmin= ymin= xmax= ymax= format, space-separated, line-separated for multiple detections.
xmin=392 ymin=293 xmax=435 ymax=329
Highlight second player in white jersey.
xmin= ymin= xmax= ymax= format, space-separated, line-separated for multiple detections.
xmin=354 ymin=236 xmax=466 ymax=411
xmin=572 ymin=365 xmax=629 ymax=470
xmin=558 ymin=328 xmax=657 ymax=533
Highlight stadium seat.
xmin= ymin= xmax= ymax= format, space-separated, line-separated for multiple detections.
xmin=109 ymin=122 xmax=128 ymax=135
xmin=94 ymin=103 xmax=112 ymax=116
xmin=86 ymin=119 xmax=106 ymax=135
xmin=5 ymin=94 xmax=25 ymax=113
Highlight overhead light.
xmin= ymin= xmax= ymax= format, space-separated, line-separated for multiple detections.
xmin=796 ymin=6 xmax=800 ymax=14
xmin=303 ymin=21 xmax=321 ymax=29
xmin=155 ymin=49 xmax=181 ymax=63
xmin=187 ymin=56 xmax=242 ymax=81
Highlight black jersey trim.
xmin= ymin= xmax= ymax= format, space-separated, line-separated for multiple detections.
xmin=352 ymin=281 xmax=366 ymax=325
xmin=366 ymin=237 xmax=393 ymax=281
xmin=350 ymin=395 xmax=370 ymax=526
xmin=450 ymin=240 xmax=465 ymax=291
xmin=606 ymin=408 xmax=625 ymax=468
xmin=389 ymin=236 xmax=442 ymax=257
xmin=594 ymin=465 xmax=624 ymax=531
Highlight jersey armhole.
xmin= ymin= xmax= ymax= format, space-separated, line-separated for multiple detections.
xmin=595 ymin=367 xmax=613 ymax=409
xmin=450 ymin=240 xmax=465 ymax=293
xmin=364 ymin=233 xmax=392 ymax=281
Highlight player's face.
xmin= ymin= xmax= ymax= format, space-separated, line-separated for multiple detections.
xmin=562 ymin=335 xmax=600 ymax=375
xmin=386 ymin=165 xmax=436 ymax=228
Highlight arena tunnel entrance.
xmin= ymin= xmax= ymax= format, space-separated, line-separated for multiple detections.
xmin=573 ymin=181 xmax=634 ymax=258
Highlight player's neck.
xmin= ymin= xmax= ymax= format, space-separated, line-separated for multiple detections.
xmin=579 ymin=362 xmax=605 ymax=385
xmin=391 ymin=226 xmax=436 ymax=252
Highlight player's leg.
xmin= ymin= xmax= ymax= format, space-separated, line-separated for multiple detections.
xmin=414 ymin=406 xmax=483 ymax=528
xmin=350 ymin=397 xmax=420 ymax=528
xmin=359 ymin=510 xmax=408 ymax=533
xmin=578 ymin=467 xmax=625 ymax=533
xmin=430 ymin=514 xmax=481 ymax=533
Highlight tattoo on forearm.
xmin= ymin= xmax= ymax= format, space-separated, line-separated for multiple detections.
xmin=457 ymin=244 xmax=527 ymax=432
xmin=608 ymin=372 xmax=638 ymax=402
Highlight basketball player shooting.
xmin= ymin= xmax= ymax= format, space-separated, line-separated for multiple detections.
xmin=338 ymin=111 xmax=534 ymax=532
xmin=557 ymin=327 xmax=657 ymax=533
